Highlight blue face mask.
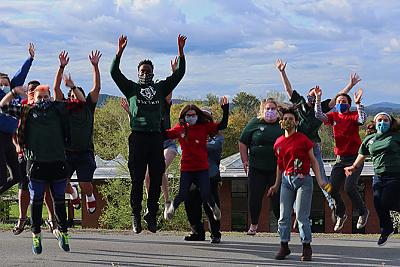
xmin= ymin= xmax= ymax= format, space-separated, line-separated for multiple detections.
xmin=335 ymin=103 xmax=349 ymax=113
xmin=375 ymin=121 xmax=390 ymax=134
xmin=185 ymin=115 xmax=198 ymax=126
xmin=1 ymin=85 xmax=11 ymax=94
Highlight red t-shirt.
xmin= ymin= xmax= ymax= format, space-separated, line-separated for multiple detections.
xmin=325 ymin=111 xmax=361 ymax=156
xmin=274 ymin=132 xmax=314 ymax=175
xmin=166 ymin=122 xmax=218 ymax=171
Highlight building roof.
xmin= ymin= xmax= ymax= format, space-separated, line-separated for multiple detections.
xmin=220 ymin=152 xmax=375 ymax=179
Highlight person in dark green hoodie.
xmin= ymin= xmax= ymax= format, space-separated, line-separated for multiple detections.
xmin=110 ymin=34 xmax=186 ymax=234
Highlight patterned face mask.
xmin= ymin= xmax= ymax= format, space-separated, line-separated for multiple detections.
xmin=264 ymin=109 xmax=277 ymax=121
xmin=138 ymin=73 xmax=154 ymax=85
xmin=279 ymin=119 xmax=296 ymax=131
xmin=35 ymin=98 xmax=52 ymax=111
xmin=307 ymin=95 xmax=316 ymax=105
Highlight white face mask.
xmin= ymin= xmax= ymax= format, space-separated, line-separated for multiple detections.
xmin=1 ymin=85 xmax=11 ymax=94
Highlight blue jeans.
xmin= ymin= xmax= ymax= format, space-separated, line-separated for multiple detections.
xmin=313 ymin=143 xmax=335 ymax=209
xmin=279 ymin=174 xmax=313 ymax=243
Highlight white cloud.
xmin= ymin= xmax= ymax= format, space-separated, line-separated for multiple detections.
xmin=383 ymin=38 xmax=400 ymax=53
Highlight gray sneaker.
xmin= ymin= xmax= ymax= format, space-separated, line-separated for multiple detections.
xmin=357 ymin=209 xmax=370 ymax=229
xmin=334 ymin=214 xmax=347 ymax=232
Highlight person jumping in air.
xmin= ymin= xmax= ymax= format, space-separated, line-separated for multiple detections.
xmin=111 ymin=33 xmax=186 ymax=233
xmin=164 ymin=97 xmax=229 ymax=222
xmin=315 ymin=86 xmax=369 ymax=232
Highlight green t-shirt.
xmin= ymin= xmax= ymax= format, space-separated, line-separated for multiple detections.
xmin=290 ymin=90 xmax=331 ymax=143
xmin=67 ymin=94 xmax=96 ymax=151
xmin=110 ymin=56 xmax=185 ymax=132
xmin=359 ymin=132 xmax=400 ymax=175
xmin=24 ymin=102 xmax=68 ymax=162
xmin=239 ymin=118 xmax=283 ymax=171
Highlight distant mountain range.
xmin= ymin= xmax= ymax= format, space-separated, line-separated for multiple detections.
xmin=97 ymin=94 xmax=400 ymax=115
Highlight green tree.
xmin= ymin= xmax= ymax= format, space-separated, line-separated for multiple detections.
xmin=265 ymin=90 xmax=288 ymax=103
xmin=232 ymin=92 xmax=260 ymax=118
xmin=204 ymin=93 xmax=219 ymax=107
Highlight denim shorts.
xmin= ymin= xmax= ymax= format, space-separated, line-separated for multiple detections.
xmin=163 ymin=139 xmax=178 ymax=153
xmin=66 ymin=150 xmax=97 ymax=182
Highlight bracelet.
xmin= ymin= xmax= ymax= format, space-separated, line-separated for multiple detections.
xmin=59 ymin=65 xmax=65 ymax=69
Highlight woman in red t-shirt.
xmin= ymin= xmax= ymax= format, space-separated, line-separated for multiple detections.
xmin=268 ymin=107 xmax=329 ymax=262
xmin=164 ymin=96 xmax=229 ymax=222
xmin=315 ymin=86 xmax=369 ymax=233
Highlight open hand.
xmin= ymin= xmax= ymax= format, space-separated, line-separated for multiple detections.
xmin=350 ymin=73 xmax=361 ymax=88
xmin=89 ymin=50 xmax=102 ymax=66
xmin=314 ymin=85 xmax=322 ymax=97
xmin=118 ymin=35 xmax=128 ymax=55
xmin=267 ymin=185 xmax=279 ymax=197
xmin=178 ymin=34 xmax=187 ymax=50
xmin=219 ymin=95 xmax=229 ymax=107
xmin=120 ymin=98 xmax=130 ymax=114
xmin=170 ymin=56 xmax=178 ymax=72
xmin=344 ymin=166 xmax=355 ymax=177
xmin=59 ymin=51 xmax=70 ymax=68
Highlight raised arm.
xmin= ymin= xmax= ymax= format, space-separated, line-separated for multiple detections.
xmin=275 ymin=59 xmax=293 ymax=98
xmin=314 ymin=86 xmax=329 ymax=122
xmin=53 ymin=51 xmax=69 ymax=101
xmin=165 ymin=57 xmax=179 ymax=104
xmin=217 ymin=96 xmax=229 ymax=130
xmin=328 ymin=73 xmax=361 ymax=108
xmin=63 ymin=74 xmax=86 ymax=102
xmin=10 ymin=43 xmax=35 ymax=89
xmin=161 ymin=34 xmax=187 ymax=96
xmin=354 ymin=88 xmax=366 ymax=125
xmin=110 ymin=35 xmax=134 ymax=97
xmin=88 ymin=50 xmax=102 ymax=103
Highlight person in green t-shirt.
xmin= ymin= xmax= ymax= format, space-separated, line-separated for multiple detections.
xmin=0 ymin=84 xmax=84 ymax=255
xmin=53 ymin=50 xmax=102 ymax=215
xmin=345 ymin=112 xmax=400 ymax=246
xmin=239 ymin=98 xmax=283 ymax=235
xmin=275 ymin=58 xmax=361 ymax=217
xmin=110 ymin=34 xmax=186 ymax=234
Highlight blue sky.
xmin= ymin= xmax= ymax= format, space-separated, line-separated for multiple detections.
xmin=1 ymin=0 xmax=400 ymax=104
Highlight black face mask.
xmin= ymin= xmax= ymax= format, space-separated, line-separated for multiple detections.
xmin=138 ymin=73 xmax=154 ymax=85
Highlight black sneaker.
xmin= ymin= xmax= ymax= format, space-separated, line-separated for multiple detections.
xmin=211 ymin=237 xmax=221 ymax=244
xmin=184 ymin=233 xmax=205 ymax=241
xmin=377 ymin=231 xmax=394 ymax=246
xmin=132 ymin=215 xmax=142 ymax=234
xmin=143 ymin=212 xmax=157 ymax=233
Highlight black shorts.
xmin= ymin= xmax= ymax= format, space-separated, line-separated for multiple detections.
xmin=27 ymin=160 xmax=67 ymax=182
xmin=18 ymin=156 xmax=29 ymax=190
xmin=66 ymin=150 xmax=96 ymax=182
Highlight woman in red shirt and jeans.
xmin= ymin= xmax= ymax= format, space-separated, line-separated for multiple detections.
xmin=164 ymin=96 xmax=229 ymax=222
xmin=315 ymin=86 xmax=369 ymax=232
xmin=268 ymin=107 xmax=329 ymax=262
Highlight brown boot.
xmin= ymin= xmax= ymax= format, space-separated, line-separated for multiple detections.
xmin=301 ymin=243 xmax=312 ymax=261
xmin=275 ymin=242 xmax=291 ymax=260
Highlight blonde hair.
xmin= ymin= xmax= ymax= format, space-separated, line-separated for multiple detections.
xmin=257 ymin=98 xmax=279 ymax=119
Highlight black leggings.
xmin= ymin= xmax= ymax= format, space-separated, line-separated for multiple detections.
xmin=184 ymin=177 xmax=221 ymax=238
xmin=373 ymin=175 xmax=400 ymax=235
xmin=128 ymin=132 xmax=165 ymax=217
xmin=248 ymin=167 xmax=280 ymax=225
xmin=0 ymin=132 xmax=20 ymax=195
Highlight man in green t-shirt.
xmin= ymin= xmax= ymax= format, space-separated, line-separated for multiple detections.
xmin=53 ymin=50 xmax=102 ymax=215
xmin=275 ymin=59 xmax=361 ymax=217
xmin=110 ymin=34 xmax=186 ymax=234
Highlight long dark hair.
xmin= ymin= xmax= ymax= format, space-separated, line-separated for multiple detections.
xmin=178 ymin=104 xmax=213 ymax=139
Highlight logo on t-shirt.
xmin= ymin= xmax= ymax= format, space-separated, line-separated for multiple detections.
xmin=140 ymin=86 xmax=156 ymax=101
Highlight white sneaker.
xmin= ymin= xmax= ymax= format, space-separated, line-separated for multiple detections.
xmin=334 ymin=214 xmax=348 ymax=232
xmin=357 ymin=209 xmax=370 ymax=229
xmin=165 ymin=201 xmax=175 ymax=221
xmin=164 ymin=201 xmax=171 ymax=220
